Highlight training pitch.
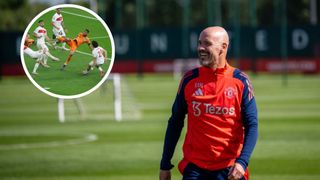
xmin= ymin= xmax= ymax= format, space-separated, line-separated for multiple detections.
xmin=23 ymin=7 xmax=112 ymax=96
xmin=0 ymin=74 xmax=320 ymax=179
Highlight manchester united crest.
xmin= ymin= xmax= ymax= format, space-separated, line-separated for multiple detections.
xmin=224 ymin=87 xmax=237 ymax=99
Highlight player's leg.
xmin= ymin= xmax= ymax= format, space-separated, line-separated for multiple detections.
xmin=61 ymin=50 xmax=75 ymax=70
xmin=32 ymin=52 xmax=47 ymax=74
xmin=39 ymin=54 xmax=49 ymax=68
xmin=43 ymin=53 xmax=48 ymax=65
xmin=24 ymin=48 xmax=38 ymax=59
xmin=95 ymin=59 xmax=105 ymax=77
xmin=52 ymin=34 xmax=57 ymax=46
xmin=97 ymin=65 xmax=105 ymax=77
xmin=44 ymin=51 xmax=59 ymax=61
xmin=59 ymin=29 xmax=68 ymax=50
xmin=82 ymin=61 xmax=94 ymax=75
xmin=29 ymin=51 xmax=41 ymax=74
xmin=32 ymin=62 xmax=40 ymax=75
xmin=56 ymin=36 xmax=71 ymax=43
xmin=65 ymin=51 xmax=74 ymax=64
xmin=53 ymin=29 xmax=68 ymax=50
xmin=42 ymin=44 xmax=59 ymax=61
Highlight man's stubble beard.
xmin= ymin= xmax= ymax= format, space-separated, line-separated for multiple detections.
xmin=199 ymin=55 xmax=217 ymax=68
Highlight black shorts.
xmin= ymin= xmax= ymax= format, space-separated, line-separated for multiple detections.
xmin=182 ymin=163 xmax=247 ymax=180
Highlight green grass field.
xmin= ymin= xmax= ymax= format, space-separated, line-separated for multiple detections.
xmin=24 ymin=7 xmax=113 ymax=96
xmin=0 ymin=74 xmax=320 ymax=179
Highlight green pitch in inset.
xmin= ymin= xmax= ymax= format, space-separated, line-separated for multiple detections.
xmin=21 ymin=4 xmax=114 ymax=98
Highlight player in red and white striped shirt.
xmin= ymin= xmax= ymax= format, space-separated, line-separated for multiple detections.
xmin=51 ymin=8 xmax=68 ymax=50
xmin=33 ymin=20 xmax=59 ymax=65
xmin=23 ymin=33 xmax=48 ymax=74
xmin=82 ymin=40 xmax=106 ymax=77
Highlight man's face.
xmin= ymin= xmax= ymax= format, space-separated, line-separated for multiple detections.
xmin=197 ymin=32 xmax=222 ymax=69
xmin=39 ymin=21 xmax=44 ymax=27
xmin=56 ymin=8 xmax=61 ymax=14
xmin=83 ymin=31 xmax=88 ymax=36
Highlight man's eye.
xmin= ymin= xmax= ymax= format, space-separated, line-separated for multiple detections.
xmin=205 ymin=42 xmax=212 ymax=46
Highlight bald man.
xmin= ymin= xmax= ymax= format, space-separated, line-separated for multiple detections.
xmin=159 ymin=26 xmax=258 ymax=180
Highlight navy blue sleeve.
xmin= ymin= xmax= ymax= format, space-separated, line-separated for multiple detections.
xmin=160 ymin=92 xmax=187 ymax=170
xmin=160 ymin=69 xmax=198 ymax=170
xmin=233 ymin=70 xmax=258 ymax=170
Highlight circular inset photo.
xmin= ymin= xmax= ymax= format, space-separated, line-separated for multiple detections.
xmin=20 ymin=4 xmax=115 ymax=99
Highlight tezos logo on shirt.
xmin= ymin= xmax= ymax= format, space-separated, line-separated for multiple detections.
xmin=192 ymin=101 xmax=235 ymax=117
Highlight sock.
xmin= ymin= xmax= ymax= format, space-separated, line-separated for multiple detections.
xmin=37 ymin=54 xmax=44 ymax=62
xmin=43 ymin=55 xmax=48 ymax=64
xmin=33 ymin=63 xmax=40 ymax=73
xmin=98 ymin=67 xmax=104 ymax=72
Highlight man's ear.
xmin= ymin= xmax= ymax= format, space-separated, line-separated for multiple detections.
xmin=222 ymin=42 xmax=228 ymax=50
xmin=220 ymin=43 xmax=228 ymax=55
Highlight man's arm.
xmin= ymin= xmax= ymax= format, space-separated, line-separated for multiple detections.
xmin=236 ymin=98 xmax=258 ymax=170
xmin=61 ymin=21 xmax=68 ymax=34
xmin=160 ymin=69 xmax=198 ymax=180
xmin=88 ymin=41 xmax=93 ymax=50
xmin=236 ymin=77 xmax=258 ymax=170
xmin=45 ymin=34 xmax=55 ymax=45
xmin=102 ymin=48 xmax=107 ymax=59
xmin=229 ymin=71 xmax=258 ymax=180
xmin=160 ymin=90 xmax=187 ymax=170
xmin=232 ymin=71 xmax=258 ymax=169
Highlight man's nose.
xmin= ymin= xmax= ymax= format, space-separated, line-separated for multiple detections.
xmin=198 ymin=44 xmax=205 ymax=51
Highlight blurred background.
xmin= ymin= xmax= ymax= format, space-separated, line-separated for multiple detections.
xmin=0 ymin=0 xmax=320 ymax=179
xmin=2 ymin=0 xmax=320 ymax=76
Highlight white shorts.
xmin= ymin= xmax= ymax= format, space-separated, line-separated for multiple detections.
xmin=89 ymin=59 xmax=104 ymax=66
xmin=24 ymin=47 xmax=43 ymax=59
xmin=37 ymin=42 xmax=49 ymax=52
xmin=53 ymin=28 xmax=66 ymax=38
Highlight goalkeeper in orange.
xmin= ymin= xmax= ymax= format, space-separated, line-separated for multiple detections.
xmin=57 ymin=29 xmax=92 ymax=70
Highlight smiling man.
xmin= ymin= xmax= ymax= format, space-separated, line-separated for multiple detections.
xmin=159 ymin=26 xmax=258 ymax=180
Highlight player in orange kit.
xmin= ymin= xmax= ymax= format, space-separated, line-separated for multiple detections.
xmin=160 ymin=26 xmax=258 ymax=180
xmin=57 ymin=29 xmax=92 ymax=70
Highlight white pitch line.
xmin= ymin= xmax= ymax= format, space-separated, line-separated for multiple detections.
xmin=74 ymin=49 xmax=112 ymax=61
xmin=45 ymin=42 xmax=111 ymax=61
xmin=90 ymin=36 xmax=109 ymax=39
xmin=0 ymin=133 xmax=98 ymax=150
xmin=61 ymin=10 xmax=98 ymax=21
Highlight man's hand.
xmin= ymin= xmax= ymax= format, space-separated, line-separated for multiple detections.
xmin=159 ymin=170 xmax=171 ymax=180
xmin=228 ymin=163 xmax=245 ymax=180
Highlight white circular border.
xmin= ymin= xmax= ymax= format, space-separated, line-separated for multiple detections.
xmin=20 ymin=4 xmax=115 ymax=99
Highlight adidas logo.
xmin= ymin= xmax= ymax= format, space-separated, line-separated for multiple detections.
xmin=193 ymin=88 xmax=204 ymax=96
